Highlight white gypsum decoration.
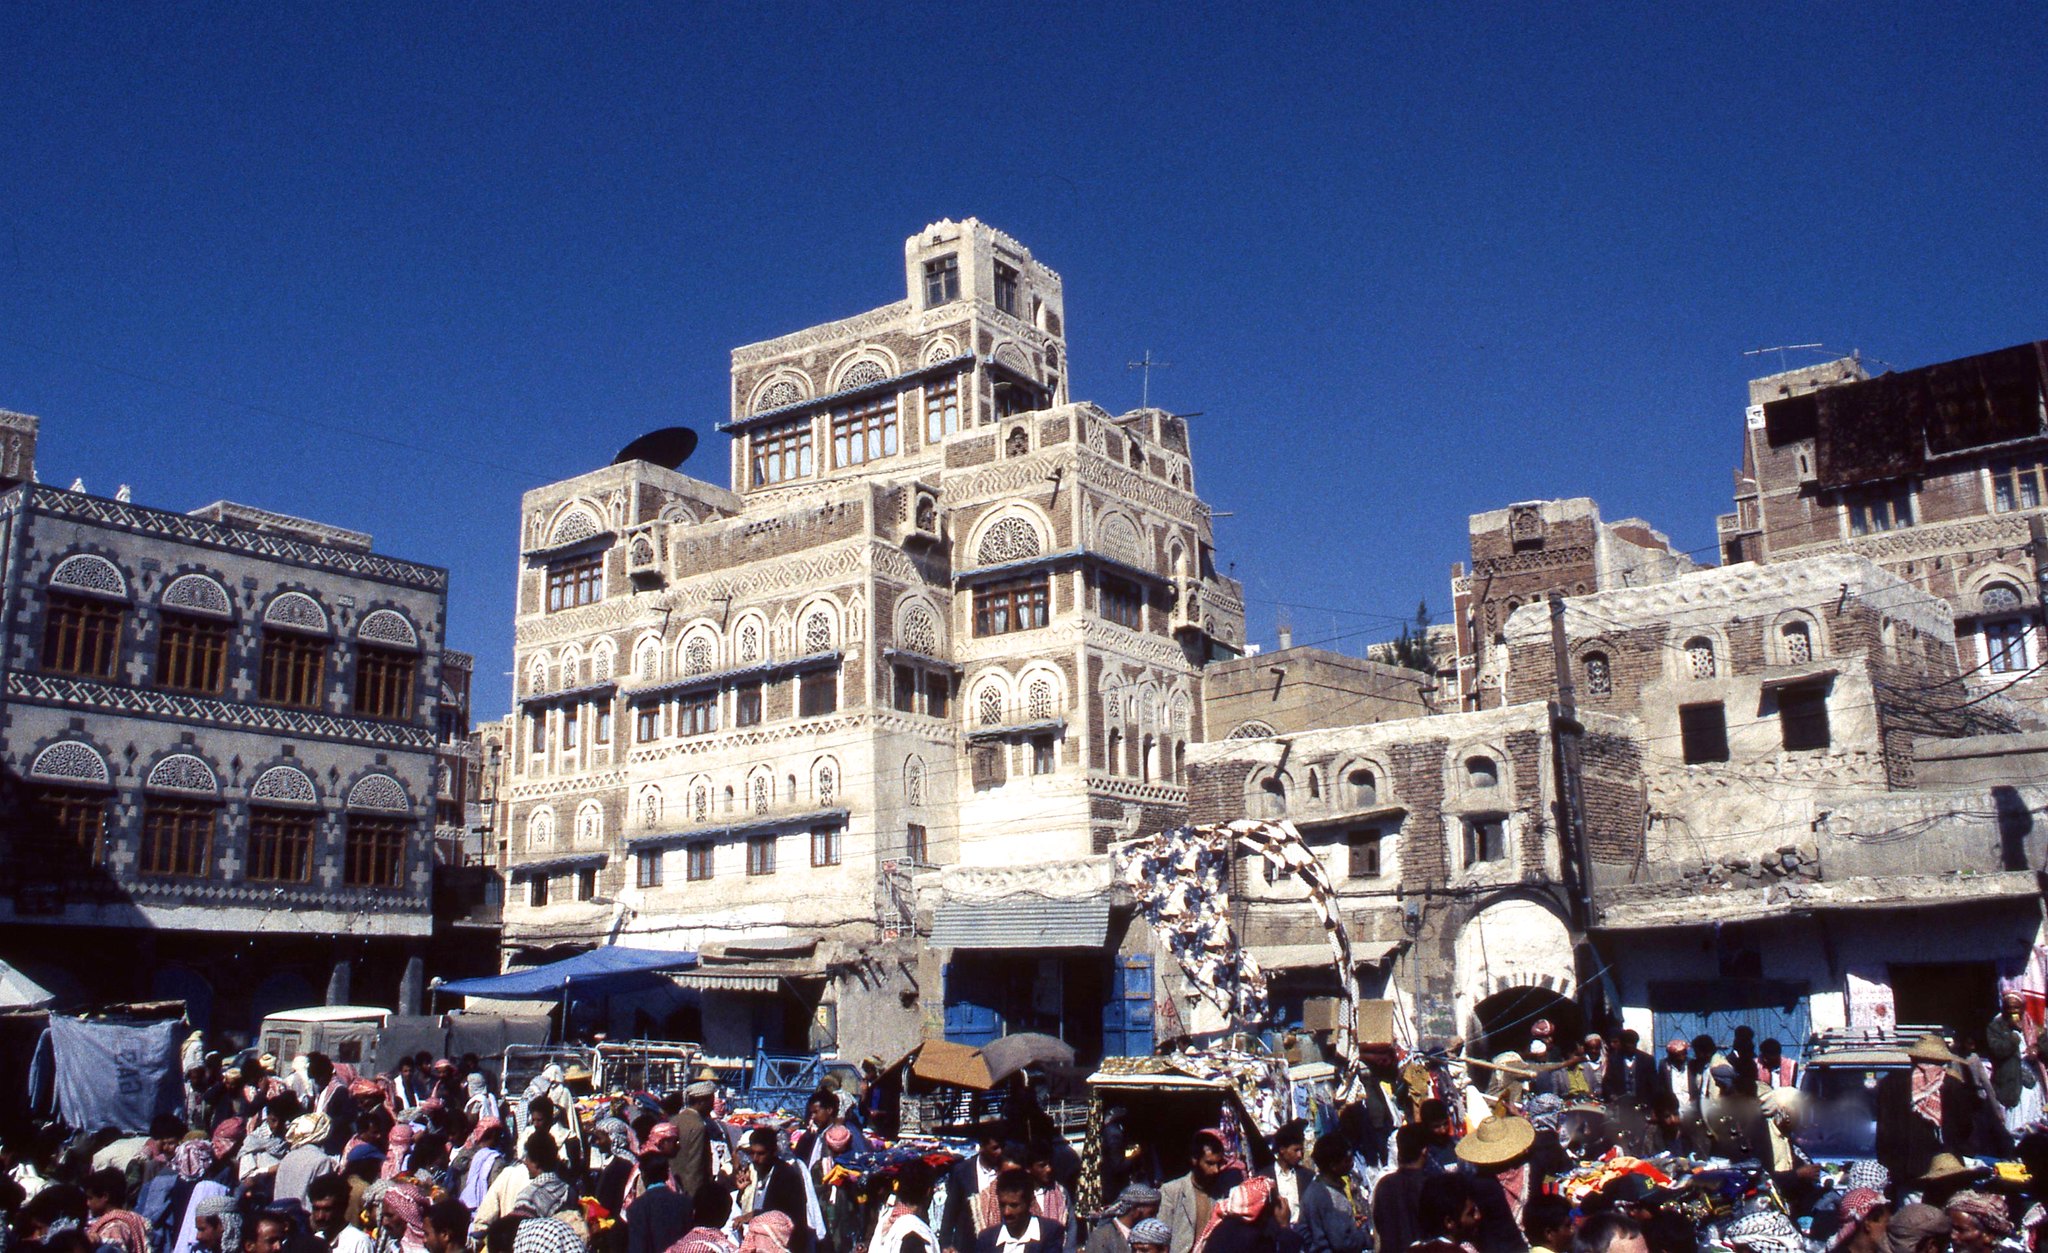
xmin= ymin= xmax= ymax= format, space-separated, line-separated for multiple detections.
xmin=1116 ymin=819 xmax=1366 ymax=1097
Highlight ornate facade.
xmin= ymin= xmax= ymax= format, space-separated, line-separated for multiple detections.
xmin=0 ymin=414 xmax=462 ymax=1030
xmin=497 ymin=220 xmax=1244 ymax=1062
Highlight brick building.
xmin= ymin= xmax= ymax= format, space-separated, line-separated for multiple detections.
xmin=0 ymin=410 xmax=476 ymax=1031
xmin=1718 ymin=341 xmax=2048 ymax=713
xmin=1449 ymin=498 xmax=1695 ymax=711
xmin=1189 ymin=549 xmax=2047 ymax=1054
xmin=494 ymin=220 xmax=1244 ymax=1062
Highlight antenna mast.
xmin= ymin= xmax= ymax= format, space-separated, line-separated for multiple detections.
xmin=1127 ymin=350 xmax=1172 ymax=409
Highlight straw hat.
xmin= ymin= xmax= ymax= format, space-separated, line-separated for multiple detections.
xmin=1455 ymin=1115 xmax=1536 ymax=1166
xmin=1907 ymin=1034 xmax=1960 ymax=1064
xmin=1920 ymin=1153 xmax=1979 ymax=1184
xmin=563 ymin=1064 xmax=593 ymax=1083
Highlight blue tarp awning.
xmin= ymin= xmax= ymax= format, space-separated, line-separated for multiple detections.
xmin=438 ymin=946 xmax=698 ymax=1000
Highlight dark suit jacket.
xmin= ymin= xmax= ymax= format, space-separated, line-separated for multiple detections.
xmin=760 ymin=1158 xmax=815 ymax=1253
xmin=1464 ymin=1170 xmax=1529 ymax=1253
xmin=667 ymin=1109 xmax=713 ymax=1203
xmin=940 ymin=1157 xmax=988 ymax=1252
xmin=626 ymin=1186 xmax=694 ymax=1253
xmin=972 ymin=1221 xmax=1065 ymax=1253
xmin=1603 ymin=1050 xmax=1658 ymax=1100
xmin=1876 ymin=1071 xmax=1978 ymax=1186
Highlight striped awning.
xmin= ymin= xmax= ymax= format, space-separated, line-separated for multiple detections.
xmin=929 ymin=898 xmax=1111 ymax=950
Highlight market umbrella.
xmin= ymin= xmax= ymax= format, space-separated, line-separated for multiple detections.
xmin=909 ymin=1033 xmax=1075 ymax=1091
xmin=0 ymin=959 xmax=55 ymax=1009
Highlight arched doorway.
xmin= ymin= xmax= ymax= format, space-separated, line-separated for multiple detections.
xmin=1453 ymin=894 xmax=1579 ymax=1059
xmin=1473 ymin=985 xmax=1581 ymax=1060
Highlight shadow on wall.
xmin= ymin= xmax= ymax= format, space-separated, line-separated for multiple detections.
xmin=1993 ymin=785 xmax=2035 ymax=872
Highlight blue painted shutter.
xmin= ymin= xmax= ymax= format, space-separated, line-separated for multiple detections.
xmin=943 ymin=963 xmax=1001 ymax=1046
xmin=1103 ymin=956 xmax=1155 ymax=1057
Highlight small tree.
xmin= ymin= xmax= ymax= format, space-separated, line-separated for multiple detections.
xmin=1386 ymin=599 xmax=1434 ymax=673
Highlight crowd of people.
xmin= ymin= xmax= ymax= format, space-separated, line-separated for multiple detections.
xmin=7 ymin=1001 xmax=2048 ymax=1253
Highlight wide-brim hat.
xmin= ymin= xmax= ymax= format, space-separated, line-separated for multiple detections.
xmin=562 ymin=1065 xmax=593 ymax=1083
xmin=1455 ymin=1115 xmax=1536 ymax=1166
xmin=1920 ymin=1153 xmax=1980 ymax=1184
xmin=1907 ymin=1034 xmax=1960 ymax=1064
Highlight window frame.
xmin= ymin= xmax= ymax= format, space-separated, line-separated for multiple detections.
xmin=353 ymin=644 xmax=417 ymax=721
xmin=140 ymin=798 xmax=217 ymax=878
xmin=344 ymin=814 xmax=409 ymax=889
xmin=798 ymin=667 xmax=838 ymax=718
xmin=154 ymin=611 xmax=231 ymax=695
xmin=545 ymin=554 xmax=604 ymax=612
xmin=973 ymin=577 xmax=1051 ymax=637
xmin=810 ymin=825 xmax=841 ymax=867
xmin=924 ymin=254 xmax=960 ymax=305
xmin=1347 ymin=827 xmax=1383 ymax=879
xmin=993 ymin=260 xmax=1020 ymax=316
xmin=1030 ymin=734 xmax=1057 ymax=775
xmin=1461 ymin=815 xmax=1507 ymax=867
xmin=905 ymin=823 xmax=930 ymax=867
xmin=831 ymin=395 xmax=900 ymax=469
xmin=636 ymin=849 xmax=662 ymax=889
xmin=248 ymin=806 xmax=317 ymax=884
xmin=41 ymin=592 xmax=125 ymax=680
xmin=1847 ymin=483 xmax=1914 ymax=536
xmin=686 ymin=842 xmax=714 ymax=882
xmin=678 ymin=690 xmax=719 ymax=736
xmin=575 ymin=867 xmax=597 ymax=900
xmin=594 ymin=703 xmax=613 ymax=744
xmin=1678 ymin=701 xmax=1732 ymax=765
xmin=1099 ymin=576 xmax=1144 ymax=630
xmin=529 ymin=874 xmax=550 ymax=907
xmin=750 ymin=419 xmax=815 ymax=487
xmin=746 ymin=835 xmax=777 ymax=877
xmin=1779 ymin=684 xmax=1832 ymax=752
xmin=924 ymin=375 xmax=961 ymax=441
xmin=259 ymin=629 xmax=328 ymax=709
xmin=1992 ymin=456 xmax=2048 ymax=513
xmin=734 ymin=682 xmax=764 ymax=726
xmin=634 ymin=704 xmax=662 ymax=743
xmin=26 ymin=784 xmax=110 ymax=871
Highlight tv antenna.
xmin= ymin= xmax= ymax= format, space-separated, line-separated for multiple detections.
xmin=1127 ymin=350 xmax=1171 ymax=409
xmin=1742 ymin=343 xmax=1832 ymax=373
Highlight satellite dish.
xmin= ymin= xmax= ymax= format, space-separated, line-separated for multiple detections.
xmin=612 ymin=427 xmax=699 ymax=470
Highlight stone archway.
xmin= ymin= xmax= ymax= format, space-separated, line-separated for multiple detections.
xmin=1453 ymin=894 xmax=1577 ymax=1056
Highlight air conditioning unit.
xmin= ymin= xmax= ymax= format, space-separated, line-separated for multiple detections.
xmin=625 ymin=523 xmax=664 ymax=583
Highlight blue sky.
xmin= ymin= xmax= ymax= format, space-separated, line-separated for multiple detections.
xmin=5 ymin=3 xmax=2044 ymax=716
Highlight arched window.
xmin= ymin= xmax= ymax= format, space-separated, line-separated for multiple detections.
xmin=1027 ymin=678 xmax=1054 ymax=721
xmin=1583 ymin=652 xmax=1612 ymax=696
xmin=1106 ymin=729 xmax=1122 ymax=776
xmin=635 ymin=638 xmax=660 ymax=679
xmin=906 ymin=757 xmax=926 ymax=806
xmin=1306 ymin=768 xmax=1321 ymax=800
xmin=815 ymin=760 xmax=837 ymax=807
xmin=751 ymin=775 xmax=770 ymax=814
xmin=644 ymin=787 xmax=667 ymax=830
xmin=527 ymin=654 xmax=550 ymax=695
xmin=1258 ymin=774 xmax=1286 ymax=818
xmin=1345 ymin=767 xmax=1377 ymax=808
xmin=1982 ymin=584 xmax=2032 ymax=673
xmin=527 ymin=806 xmax=556 ymax=850
xmin=1006 ymin=427 xmax=1030 ymax=457
xmin=1466 ymin=756 xmax=1498 ymax=788
xmin=1685 ymin=637 xmax=1717 ymax=680
xmin=901 ymin=606 xmax=939 ymax=656
xmin=590 ymin=642 xmax=615 ymax=682
xmin=684 ymin=635 xmax=713 ymax=675
xmin=977 ymin=515 xmax=1041 ymax=565
xmin=575 ymin=801 xmax=603 ymax=845
xmin=1174 ymin=740 xmax=1187 ymax=783
xmin=1781 ymin=621 xmax=1813 ymax=665
xmin=738 ymin=620 xmax=762 ymax=663
xmin=1141 ymin=734 xmax=1156 ymax=783
xmin=804 ymin=611 xmax=833 ymax=653
xmin=979 ymin=685 xmax=1005 ymax=726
